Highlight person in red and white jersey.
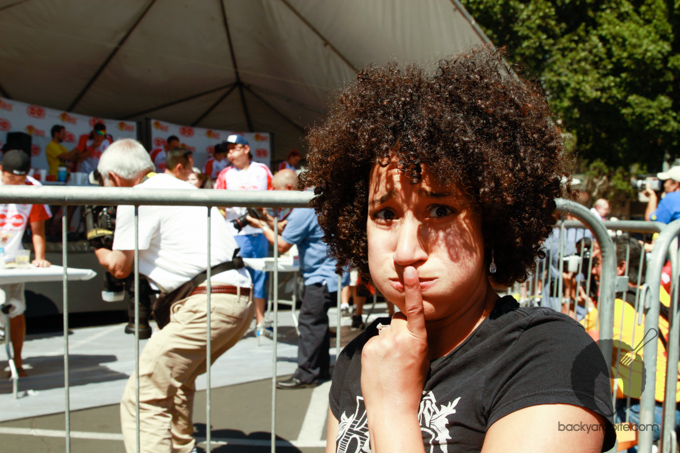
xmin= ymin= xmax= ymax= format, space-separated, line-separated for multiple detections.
xmin=277 ymin=148 xmax=301 ymax=172
xmin=74 ymin=123 xmax=113 ymax=174
xmin=215 ymin=134 xmax=273 ymax=337
xmin=203 ymin=141 xmax=229 ymax=180
xmin=0 ymin=150 xmax=52 ymax=378
xmin=149 ymin=135 xmax=179 ymax=173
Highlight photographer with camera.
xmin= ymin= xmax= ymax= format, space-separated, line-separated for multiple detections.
xmin=93 ymin=139 xmax=253 ymax=453
xmin=645 ymin=166 xmax=680 ymax=224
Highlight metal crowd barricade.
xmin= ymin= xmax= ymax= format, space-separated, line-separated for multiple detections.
xmin=639 ymin=218 xmax=680 ymax=453
xmin=527 ymin=206 xmax=678 ymax=453
xmin=0 ymin=184 xmax=313 ymax=453
xmin=0 ymin=187 xmax=650 ymax=452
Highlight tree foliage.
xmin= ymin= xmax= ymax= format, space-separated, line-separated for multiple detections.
xmin=461 ymin=0 xmax=679 ymax=170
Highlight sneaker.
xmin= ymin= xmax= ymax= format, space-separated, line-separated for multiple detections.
xmin=256 ymin=322 xmax=274 ymax=340
xmin=351 ymin=315 xmax=365 ymax=330
xmin=340 ymin=304 xmax=352 ymax=317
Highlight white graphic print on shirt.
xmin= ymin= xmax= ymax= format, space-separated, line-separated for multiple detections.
xmin=336 ymin=392 xmax=461 ymax=453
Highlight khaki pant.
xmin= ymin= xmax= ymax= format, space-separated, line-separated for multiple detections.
xmin=121 ymin=290 xmax=254 ymax=453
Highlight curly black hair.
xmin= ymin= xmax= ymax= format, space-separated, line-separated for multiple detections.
xmin=300 ymin=47 xmax=570 ymax=287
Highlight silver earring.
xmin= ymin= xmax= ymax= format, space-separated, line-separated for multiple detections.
xmin=489 ymin=249 xmax=497 ymax=274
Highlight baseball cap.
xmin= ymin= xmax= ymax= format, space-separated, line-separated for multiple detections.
xmin=657 ymin=166 xmax=680 ymax=182
xmin=2 ymin=150 xmax=30 ymax=175
xmin=226 ymin=134 xmax=249 ymax=146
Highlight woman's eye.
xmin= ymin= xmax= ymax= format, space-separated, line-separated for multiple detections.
xmin=373 ymin=209 xmax=396 ymax=221
xmin=428 ymin=205 xmax=454 ymax=218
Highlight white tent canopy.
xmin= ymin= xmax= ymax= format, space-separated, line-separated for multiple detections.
xmin=0 ymin=0 xmax=488 ymax=161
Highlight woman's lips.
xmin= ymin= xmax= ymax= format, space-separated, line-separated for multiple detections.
xmin=388 ymin=278 xmax=437 ymax=292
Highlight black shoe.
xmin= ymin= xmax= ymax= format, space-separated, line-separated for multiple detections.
xmin=351 ymin=315 xmax=365 ymax=330
xmin=124 ymin=323 xmax=153 ymax=339
xmin=276 ymin=377 xmax=317 ymax=389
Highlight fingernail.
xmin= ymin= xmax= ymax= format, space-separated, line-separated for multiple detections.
xmin=404 ymin=267 xmax=417 ymax=279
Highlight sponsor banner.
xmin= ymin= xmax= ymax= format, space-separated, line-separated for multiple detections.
xmin=0 ymin=97 xmax=137 ymax=170
xmin=149 ymin=119 xmax=271 ymax=171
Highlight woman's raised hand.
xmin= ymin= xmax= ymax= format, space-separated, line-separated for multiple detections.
xmin=361 ymin=266 xmax=429 ymax=451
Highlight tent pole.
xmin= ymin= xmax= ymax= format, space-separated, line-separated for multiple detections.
xmin=219 ymin=0 xmax=253 ymax=131
xmin=122 ymin=84 xmax=236 ymax=120
xmin=244 ymin=86 xmax=305 ymax=134
xmin=191 ymin=84 xmax=238 ymax=127
xmin=67 ymin=0 xmax=159 ymax=112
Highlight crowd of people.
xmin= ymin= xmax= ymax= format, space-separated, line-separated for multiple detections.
xmin=7 ymin=46 xmax=680 ymax=452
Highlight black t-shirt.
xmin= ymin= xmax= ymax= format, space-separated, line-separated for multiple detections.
xmin=329 ymin=296 xmax=616 ymax=452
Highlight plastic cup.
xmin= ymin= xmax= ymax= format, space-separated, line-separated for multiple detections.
xmin=16 ymin=249 xmax=30 ymax=268
xmin=39 ymin=169 xmax=47 ymax=181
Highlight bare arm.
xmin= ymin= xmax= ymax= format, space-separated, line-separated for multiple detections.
xmin=247 ymin=216 xmax=293 ymax=255
xmin=94 ymin=248 xmax=134 ymax=280
xmin=326 ymin=409 xmax=339 ymax=453
xmin=29 ymin=219 xmax=50 ymax=267
xmin=482 ymin=404 xmax=605 ymax=452
xmin=645 ymin=189 xmax=658 ymax=221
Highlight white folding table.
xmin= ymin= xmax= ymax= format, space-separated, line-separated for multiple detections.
xmin=0 ymin=265 xmax=96 ymax=398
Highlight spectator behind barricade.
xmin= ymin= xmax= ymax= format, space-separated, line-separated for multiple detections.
xmin=45 ymin=125 xmax=79 ymax=176
xmin=187 ymin=167 xmax=204 ymax=188
xmin=246 ymin=169 xmax=335 ymax=388
xmin=163 ymin=147 xmax=194 ymax=181
xmin=0 ymin=150 xmax=51 ymax=379
xmin=541 ymin=215 xmax=593 ymax=315
xmin=302 ymin=48 xmax=615 ymax=451
xmin=582 ymin=236 xmax=679 ymax=450
xmin=645 ymin=166 xmax=680 ymax=223
xmin=277 ymin=148 xmax=301 ymax=172
xmin=93 ymin=138 xmax=252 ymax=453
xmin=590 ymin=198 xmax=610 ymax=221
xmin=203 ymin=142 xmax=229 ymax=180
xmin=149 ymin=135 xmax=179 ymax=173
xmin=74 ymin=123 xmax=113 ymax=174
xmin=215 ymin=133 xmax=273 ymax=339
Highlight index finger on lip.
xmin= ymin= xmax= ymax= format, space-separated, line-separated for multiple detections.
xmin=403 ymin=266 xmax=426 ymax=337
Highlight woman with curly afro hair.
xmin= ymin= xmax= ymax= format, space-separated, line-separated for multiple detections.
xmin=301 ymin=47 xmax=615 ymax=452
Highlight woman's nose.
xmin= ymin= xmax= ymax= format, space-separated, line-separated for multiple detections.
xmin=393 ymin=216 xmax=428 ymax=266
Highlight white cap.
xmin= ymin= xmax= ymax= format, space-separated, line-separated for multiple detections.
xmin=657 ymin=166 xmax=680 ymax=182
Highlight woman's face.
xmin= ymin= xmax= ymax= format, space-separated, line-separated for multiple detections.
xmin=188 ymin=173 xmax=201 ymax=188
xmin=367 ymin=161 xmax=488 ymax=322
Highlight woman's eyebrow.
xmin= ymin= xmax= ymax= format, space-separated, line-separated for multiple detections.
xmin=369 ymin=190 xmax=395 ymax=206
xmin=419 ymin=189 xmax=452 ymax=199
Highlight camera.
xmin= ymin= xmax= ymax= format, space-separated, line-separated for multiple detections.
xmin=83 ymin=173 xmax=154 ymax=338
xmin=232 ymin=207 xmax=265 ymax=232
xmin=633 ymin=177 xmax=662 ymax=192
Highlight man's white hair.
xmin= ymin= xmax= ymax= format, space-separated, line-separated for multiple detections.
xmin=98 ymin=139 xmax=153 ymax=183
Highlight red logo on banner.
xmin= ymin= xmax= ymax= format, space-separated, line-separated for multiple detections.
xmin=31 ymin=144 xmax=41 ymax=156
xmin=179 ymin=126 xmax=194 ymax=137
xmin=206 ymin=146 xmax=215 ymax=155
xmin=89 ymin=118 xmax=105 ymax=128
xmin=64 ymin=131 xmax=76 ymax=143
xmin=153 ymin=121 xmax=169 ymax=132
xmin=0 ymin=118 xmax=11 ymax=131
xmin=0 ymin=100 xmax=13 ymax=112
xmin=154 ymin=137 xmax=165 ymax=147
xmin=59 ymin=112 xmax=77 ymax=124
xmin=206 ymin=130 xmax=220 ymax=139
xmin=26 ymin=105 xmax=46 ymax=119
xmin=0 ymin=213 xmax=27 ymax=229
xmin=254 ymin=133 xmax=268 ymax=142
xmin=255 ymin=148 xmax=268 ymax=158
xmin=117 ymin=121 xmax=134 ymax=132
xmin=25 ymin=125 xmax=45 ymax=137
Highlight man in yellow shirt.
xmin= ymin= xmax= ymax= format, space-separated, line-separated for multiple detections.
xmin=45 ymin=125 xmax=78 ymax=176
